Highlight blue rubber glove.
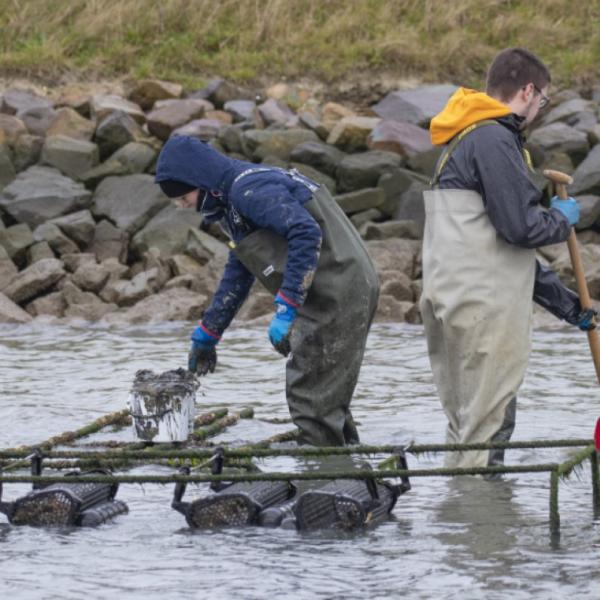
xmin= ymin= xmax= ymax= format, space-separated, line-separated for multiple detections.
xmin=268 ymin=293 xmax=298 ymax=357
xmin=189 ymin=324 xmax=219 ymax=375
xmin=575 ymin=308 xmax=597 ymax=331
xmin=550 ymin=196 xmax=580 ymax=226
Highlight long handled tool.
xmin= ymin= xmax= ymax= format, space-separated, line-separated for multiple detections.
xmin=543 ymin=169 xmax=600 ymax=447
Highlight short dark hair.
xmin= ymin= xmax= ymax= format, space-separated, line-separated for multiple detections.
xmin=486 ymin=48 xmax=551 ymax=102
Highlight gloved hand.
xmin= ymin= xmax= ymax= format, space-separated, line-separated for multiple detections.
xmin=188 ymin=324 xmax=219 ymax=375
xmin=550 ymin=196 xmax=580 ymax=226
xmin=268 ymin=293 xmax=298 ymax=357
xmin=575 ymin=308 xmax=598 ymax=331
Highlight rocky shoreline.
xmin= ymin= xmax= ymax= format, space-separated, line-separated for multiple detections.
xmin=0 ymin=78 xmax=599 ymax=326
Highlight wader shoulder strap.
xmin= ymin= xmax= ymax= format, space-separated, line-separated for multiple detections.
xmin=430 ymin=119 xmax=500 ymax=188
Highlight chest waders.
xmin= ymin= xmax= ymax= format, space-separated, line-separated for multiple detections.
xmin=231 ymin=174 xmax=380 ymax=446
xmin=420 ymin=121 xmax=536 ymax=469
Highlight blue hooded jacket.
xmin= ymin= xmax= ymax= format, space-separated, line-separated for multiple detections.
xmin=155 ymin=136 xmax=322 ymax=336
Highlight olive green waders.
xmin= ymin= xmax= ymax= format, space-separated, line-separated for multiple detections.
xmin=233 ymin=186 xmax=380 ymax=446
xmin=420 ymin=189 xmax=536 ymax=468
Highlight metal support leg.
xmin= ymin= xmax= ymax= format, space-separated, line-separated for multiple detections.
xmin=549 ymin=470 xmax=560 ymax=544
xmin=591 ymin=452 xmax=600 ymax=518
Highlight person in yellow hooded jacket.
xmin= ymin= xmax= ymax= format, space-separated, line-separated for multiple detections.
xmin=420 ymin=47 xmax=596 ymax=470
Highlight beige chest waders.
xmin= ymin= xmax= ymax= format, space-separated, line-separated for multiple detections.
xmin=420 ymin=189 xmax=536 ymax=468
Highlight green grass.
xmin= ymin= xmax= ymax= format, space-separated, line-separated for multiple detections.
xmin=0 ymin=0 xmax=598 ymax=91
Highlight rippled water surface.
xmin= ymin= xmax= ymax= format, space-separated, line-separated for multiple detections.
xmin=1 ymin=321 xmax=599 ymax=599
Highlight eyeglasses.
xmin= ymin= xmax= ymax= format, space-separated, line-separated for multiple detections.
xmin=533 ymin=84 xmax=550 ymax=109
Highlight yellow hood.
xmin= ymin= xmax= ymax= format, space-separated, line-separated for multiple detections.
xmin=430 ymin=87 xmax=511 ymax=145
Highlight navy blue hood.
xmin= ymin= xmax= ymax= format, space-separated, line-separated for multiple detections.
xmin=155 ymin=136 xmax=249 ymax=195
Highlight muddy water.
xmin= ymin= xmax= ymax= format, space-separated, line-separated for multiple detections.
xmin=0 ymin=321 xmax=599 ymax=600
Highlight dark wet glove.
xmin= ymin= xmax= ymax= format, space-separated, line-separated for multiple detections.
xmin=188 ymin=324 xmax=219 ymax=375
xmin=268 ymin=292 xmax=298 ymax=357
xmin=575 ymin=308 xmax=598 ymax=331
xmin=550 ymin=196 xmax=580 ymax=226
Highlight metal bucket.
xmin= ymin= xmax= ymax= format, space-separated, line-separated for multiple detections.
xmin=128 ymin=369 xmax=198 ymax=442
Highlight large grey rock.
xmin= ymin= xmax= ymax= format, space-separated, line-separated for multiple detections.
xmin=334 ymin=188 xmax=385 ymax=214
xmin=105 ymin=287 xmax=207 ymax=324
xmin=217 ymin=124 xmax=246 ymax=154
xmin=321 ymin=102 xmax=356 ymax=132
xmin=3 ymin=257 xmax=65 ymax=304
xmin=542 ymin=99 xmax=594 ymax=127
xmin=18 ymin=105 xmax=57 ymax=136
xmin=27 ymin=241 xmax=55 ymax=264
xmin=26 ymin=291 xmax=67 ymax=318
xmin=92 ymin=174 xmax=169 ymax=234
xmin=71 ymin=260 xmax=111 ymax=293
xmin=372 ymin=85 xmax=457 ymax=126
xmin=327 ymin=117 xmax=381 ymax=152
xmin=336 ymin=151 xmax=403 ymax=192
xmin=199 ymin=78 xmax=255 ymax=109
xmin=0 ymin=223 xmax=34 ymax=263
xmin=94 ymin=111 xmax=148 ymax=159
xmin=49 ymin=209 xmax=96 ymax=247
xmin=0 ymin=246 xmax=18 ymax=289
xmin=132 ymin=205 xmax=203 ymax=258
xmin=10 ymin=134 xmax=44 ymax=172
xmin=0 ymin=144 xmax=16 ymax=191
xmin=146 ymin=99 xmax=208 ymax=140
xmin=168 ymin=254 xmax=204 ymax=277
xmin=257 ymin=98 xmax=295 ymax=126
xmin=290 ymin=162 xmax=336 ymax=194
xmin=171 ymin=118 xmax=224 ymax=140
xmin=89 ymin=220 xmax=129 ymax=263
xmin=377 ymin=169 xmax=429 ymax=217
xmin=298 ymin=109 xmax=329 ymax=140
xmin=350 ymin=208 xmax=384 ymax=230
xmin=528 ymin=122 xmax=589 ymax=159
xmin=575 ymin=195 xmax=600 ymax=230
xmin=186 ymin=228 xmax=229 ymax=265
xmin=41 ymin=135 xmax=99 ymax=179
xmin=393 ymin=181 xmax=429 ymax=226
xmin=0 ymin=166 xmax=92 ymax=227
xmin=62 ymin=252 xmax=96 ymax=273
xmin=0 ymin=292 xmax=32 ymax=323
xmin=33 ymin=223 xmax=79 ymax=256
xmin=1 ymin=89 xmax=53 ymax=115
xmin=128 ymin=79 xmax=183 ymax=111
xmin=224 ymin=100 xmax=256 ymax=123
xmin=571 ymin=145 xmax=600 ymax=195
xmin=90 ymin=95 xmax=145 ymax=124
xmin=367 ymin=120 xmax=433 ymax=157
xmin=289 ymin=141 xmax=346 ymax=178
xmin=361 ymin=219 xmax=422 ymax=241
xmin=100 ymin=268 xmax=162 ymax=306
xmin=242 ymin=128 xmax=319 ymax=161
xmin=62 ymin=281 xmax=116 ymax=321
xmin=380 ymin=272 xmax=413 ymax=301
xmin=373 ymin=295 xmax=409 ymax=323
xmin=46 ymin=107 xmax=96 ymax=141
xmin=366 ymin=238 xmax=420 ymax=279
xmin=0 ymin=114 xmax=27 ymax=143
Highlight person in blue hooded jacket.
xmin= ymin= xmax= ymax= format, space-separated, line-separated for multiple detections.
xmin=155 ymin=136 xmax=380 ymax=447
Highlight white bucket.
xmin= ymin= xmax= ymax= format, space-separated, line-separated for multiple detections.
xmin=128 ymin=369 xmax=198 ymax=442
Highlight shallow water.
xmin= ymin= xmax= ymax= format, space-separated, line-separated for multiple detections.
xmin=0 ymin=321 xmax=599 ymax=600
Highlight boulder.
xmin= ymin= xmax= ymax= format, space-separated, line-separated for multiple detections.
xmin=236 ymin=288 xmax=273 ymax=321
xmin=46 ymin=107 xmax=96 ymax=141
xmin=10 ymin=134 xmax=44 ymax=172
xmin=289 ymin=141 xmax=346 ymax=178
xmin=0 ymin=223 xmax=34 ymax=263
xmin=551 ymin=244 xmax=600 ymax=298
xmin=361 ymin=219 xmax=422 ymax=241
xmin=171 ymin=118 xmax=224 ymax=140
xmin=26 ymin=291 xmax=67 ymax=318
xmin=33 ymin=223 xmax=79 ymax=256
xmin=393 ymin=181 xmax=429 ymax=226
xmin=88 ymin=219 xmax=129 ymax=263
xmin=365 ymin=239 xmax=419 ymax=278
xmin=94 ymin=111 xmax=148 ymax=158
xmin=327 ymin=117 xmax=381 ymax=152
xmin=380 ymin=272 xmax=413 ymax=301
xmin=0 ymin=292 xmax=32 ymax=323
xmin=62 ymin=252 xmax=97 ymax=273
xmin=371 ymin=85 xmax=457 ymax=126
xmin=71 ymin=261 xmax=112 ymax=293
xmin=373 ymin=295 xmax=408 ymax=322
xmin=128 ymin=79 xmax=183 ymax=110
xmin=90 ymin=95 xmax=145 ymax=124
xmin=0 ymin=246 xmax=18 ymax=289
xmin=27 ymin=241 xmax=55 ymax=264
xmin=0 ymin=144 xmax=15 ymax=191
xmin=100 ymin=268 xmax=162 ymax=306
xmin=131 ymin=205 xmax=203 ymax=258
xmin=350 ymin=208 xmax=384 ymax=230
xmin=186 ymin=228 xmax=229 ymax=265
xmin=257 ymin=98 xmax=295 ymax=126
xmin=2 ymin=257 xmax=65 ymax=304
xmin=92 ymin=174 xmax=169 ymax=234
xmin=146 ymin=99 xmax=209 ymax=140
xmin=541 ymin=99 xmax=594 ymax=127
xmin=224 ymin=100 xmax=256 ymax=123
xmin=203 ymin=110 xmax=233 ymax=125
xmin=242 ymin=128 xmax=319 ymax=161
xmin=575 ymin=195 xmax=600 ymax=231
xmin=528 ymin=122 xmax=589 ymax=160
xmin=41 ymin=135 xmax=99 ymax=179
xmin=1 ymin=88 xmax=53 ymax=115
xmin=321 ymin=102 xmax=356 ymax=132
xmin=62 ymin=281 xmax=116 ymax=320
xmin=0 ymin=166 xmax=92 ymax=227
xmin=298 ymin=110 xmax=329 ymax=140
xmin=168 ymin=254 xmax=205 ymax=277
xmin=290 ymin=162 xmax=336 ymax=194
xmin=0 ymin=114 xmax=27 ymax=143
xmin=18 ymin=106 xmax=58 ymax=137
xmin=105 ymin=287 xmax=207 ymax=324
xmin=336 ymin=151 xmax=403 ymax=192
xmin=334 ymin=188 xmax=385 ymax=214
xmin=49 ymin=210 xmax=96 ymax=247
xmin=377 ymin=168 xmax=429 ymax=217
xmin=570 ymin=145 xmax=600 ymax=196
xmin=198 ymin=78 xmax=255 ymax=109
xmin=367 ymin=120 xmax=433 ymax=157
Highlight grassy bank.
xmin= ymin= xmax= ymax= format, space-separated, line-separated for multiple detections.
xmin=0 ymin=0 xmax=598 ymax=90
